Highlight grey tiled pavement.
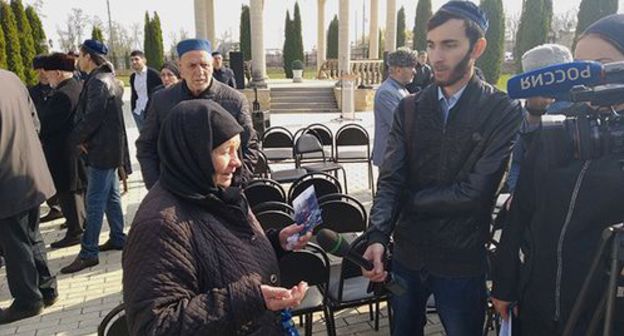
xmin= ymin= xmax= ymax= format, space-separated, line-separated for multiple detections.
xmin=0 ymin=83 xmax=493 ymax=336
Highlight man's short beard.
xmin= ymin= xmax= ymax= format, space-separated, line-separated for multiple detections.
xmin=435 ymin=49 xmax=473 ymax=88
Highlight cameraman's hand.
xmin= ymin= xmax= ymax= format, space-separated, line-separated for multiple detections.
xmin=525 ymin=97 xmax=554 ymax=116
xmin=362 ymin=243 xmax=387 ymax=282
xmin=491 ymin=297 xmax=517 ymax=321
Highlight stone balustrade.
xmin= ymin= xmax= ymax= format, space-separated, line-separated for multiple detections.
xmin=317 ymin=59 xmax=384 ymax=87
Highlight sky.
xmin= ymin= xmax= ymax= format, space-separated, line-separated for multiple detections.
xmin=29 ymin=0 xmax=624 ymax=53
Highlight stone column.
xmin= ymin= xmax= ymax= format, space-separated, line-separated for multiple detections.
xmin=339 ymin=0 xmax=354 ymax=119
xmin=316 ymin=0 xmax=326 ymax=76
xmin=194 ymin=0 xmax=207 ymax=39
xmin=205 ymin=0 xmax=216 ymax=45
xmin=384 ymin=0 xmax=396 ymax=52
xmin=250 ymin=0 xmax=267 ymax=88
xmin=369 ymin=0 xmax=379 ymax=59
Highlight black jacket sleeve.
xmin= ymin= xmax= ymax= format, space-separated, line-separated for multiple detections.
xmin=367 ymin=99 xmax=409 ymax=247
xmin=69 ymin=78 xmax=111 ymax=146
xmin=130 ymin=73 xmax=137 ymax=112
xmin=136 ymin=92 xmax=162 ymax=189
xmin=147 ymin=68 xmax=163 ymax=97
xmin=409 ymin=100 xmax=523 ymax=215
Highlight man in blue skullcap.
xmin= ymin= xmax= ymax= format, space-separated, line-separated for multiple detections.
xmin=362 ymin=1 xmax=523 ymax=335
xmin=136 ymin=38 xmax=258 ymax=189
xmin=60 ymin=39 xmax=128 ymax=274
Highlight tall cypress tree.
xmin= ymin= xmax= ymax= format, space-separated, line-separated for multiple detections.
xmin=396 ymin=6 xmax=406 ymax=48
xmin=0 ymin=15 xmax=6 ymax=69
xmin=282 ymin=10 xmax=293 ymax=78
xmin=573 ymin=0 xmax=617 ymax=50
xmin=413 ymin=0 xmax=432 ymax=52
xmin=476 ymin=0 xmax=505 ymax=84
xmin=143 ymin=11 xmax=153 ymax=60
xmin=1 ymin=1 xmax=24 ymax=80
xmin=91 ymin=26 xmax=104 ymax=43
xmin=514 ymin=0 xmax=550 ymax=71
xmin=240 ymin=5 xmax=251 ymax=61
xmin=326 ymin=15 xmax=338 ymax=59
xmin=292 ymin=2 xmax=304 ymax=64
xmin=11 ymin=0 xmax=35 ymax=85
xmin=150 ymin=12 xmax=164 ymax=69
xmin=25 ymin=6 xmax=46 ymax=55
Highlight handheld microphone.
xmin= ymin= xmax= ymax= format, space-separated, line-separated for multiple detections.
xmin=316 ymin=229 xmax=374 ymax=271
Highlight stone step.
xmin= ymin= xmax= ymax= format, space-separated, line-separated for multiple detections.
xmin=271 ymin=97 xmax=336 ymax=104
xmin=270 ymin=92 xmax=334 ymax=98
xmin=271 ymin=102 xmax=337 ymax=109
xmin=270 ymin=107 xmax=341 ymax=114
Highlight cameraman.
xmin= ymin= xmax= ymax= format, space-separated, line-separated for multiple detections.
xmin=492 ymin=14 xmax=624 ymax=335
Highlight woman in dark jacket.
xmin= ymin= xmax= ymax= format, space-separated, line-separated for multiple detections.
xmin=122 ymin=100 xmax=310 ymax=336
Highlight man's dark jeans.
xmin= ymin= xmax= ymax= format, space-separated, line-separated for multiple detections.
xmin=390 ymin=260 xmax=487 ymax=336
xmin=0 ymin=207 xmax=57 ymax=308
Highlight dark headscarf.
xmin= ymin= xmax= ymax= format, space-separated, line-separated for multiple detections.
xmin=160 ymin=61 xmax=180 ymax=78
xmin=158 ymin=99 xmax=243 ymax=209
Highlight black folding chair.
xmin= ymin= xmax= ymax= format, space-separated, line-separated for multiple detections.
xmin=244 ymin=179 xmax=286 ymax=209
xmin=261 ymin=126 xmax=295 ymax=163
xmin=294 ymin=124 xmax=334 ymax=161
xmin=294 ymin=134 xmax=348 ymax=193
xmin=251 ymin=201 xmax=294 ymax=216
xmin=287 ymin=172 xmax=342 ymax=204
xmin=317 ymin=193 xmax=367 ymax=235
xmin=334 ymin=123 xmax=374 ymax=196
xmin=98 ymin=303 xmax=129 ymax=336
xmin=255 ymin=210 xmax=294 ymax=231
xmin=279 ymin=243 xmax=334 ymax=336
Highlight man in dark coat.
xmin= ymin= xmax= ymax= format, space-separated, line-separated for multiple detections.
xmin=61 ymin=39 xmax=126 ymax=274
xmin=0 ymin=69 xmax=58 ymax=324
xmin=362 ymin=2 xmax=522 ymax=335
xmin=30 ymin=55 xmax=64 ymax=223
xmin=40 ymin=52 xmax=87 ymax=249
xmin=129 ymin=50 xmax=162 ymax=131
xmin=136 ymin=38 xmax=258 ymax=189
xmin=212 ymin=51 xmax=237 ymax=88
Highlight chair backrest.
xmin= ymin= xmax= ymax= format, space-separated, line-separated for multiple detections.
xmin=335 ymin=123 xmax=371 ymax=159
xmin=262 ymin=126 xmax=294 ymax=149
xmin=317 ymin=195 xmax=367 ymax=234
xmin=288 ymin=172 xmax=342 ymax=204
xmin=251 ymin=201 xmax=294 ymax=216
xmin=244 ymin=179 xmax=286 ymax=208
xmin=336 ymin=234 xmax=372 ymax=300
xmin=294 ymin=133 xmax=325 ymax=159
xmin=255 ymin=210 xmax=294 ymax=230
xmin=279 ymin=243 xmax=330 ymax=288
xmin=98 ymin=303 xmax=129 ymax=336
xmin=253 ymin=150 xmax=271 ymax=179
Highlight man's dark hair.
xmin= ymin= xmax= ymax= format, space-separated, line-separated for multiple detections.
xmin=130 ymin=50 xmax=145 ymax=58
xmin=211 ymin=51 xmax=222 ymax=57
xmin=79 ymin=46 xmax=107 ymax=66
xmin=427 ymin=11 xmax=485 ymax=50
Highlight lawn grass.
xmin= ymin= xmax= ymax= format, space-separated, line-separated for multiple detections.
xmin=496 ymin=73 xmax=512 ymax=92
xmin=266 ymin=66 xmax=318 ymax=80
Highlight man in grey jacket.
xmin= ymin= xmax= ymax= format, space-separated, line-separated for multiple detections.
xmin=0 ymin=69 xmax=58 ymax=324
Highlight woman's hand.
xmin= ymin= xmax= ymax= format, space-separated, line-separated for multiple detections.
xmin=261 ymin=281 xmax=309 ymax=311
xmin=278 ymin=224 xmax=312 ymax=251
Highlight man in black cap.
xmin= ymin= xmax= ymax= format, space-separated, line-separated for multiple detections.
xmin=211 ymin=51 xmax=237 ymax=88
xmin=60 ymin=39 xmax=127 ymax=274
xmin=492 ymin=14 xmax=624 ymax=336
xmin=136 ymin=38 xmax=258 ymax=190
xmin=361 ymin=1 xmax=522 ymax=335
xmin=39 ymin=52 xmax=87 ymax=249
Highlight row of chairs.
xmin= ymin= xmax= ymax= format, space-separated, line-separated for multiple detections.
xmin=246 ymin=172 xmax=342 ymax=206
xmin=260 ymin=123 xmax=375 ymax=195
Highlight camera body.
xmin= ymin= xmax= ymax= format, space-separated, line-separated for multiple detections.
xmin=541 ymin=83 xmax=624 ymax=161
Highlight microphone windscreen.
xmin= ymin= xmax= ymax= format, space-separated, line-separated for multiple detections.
xmin=316 ymin=229 xmax=350 ymax=257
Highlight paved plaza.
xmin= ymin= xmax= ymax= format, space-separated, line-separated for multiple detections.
xmin=0 ymin=84 xmax=469 ymax=336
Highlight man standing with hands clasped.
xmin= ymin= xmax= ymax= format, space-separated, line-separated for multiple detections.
xmin=361 ymin=1 xmax=522 ymax=335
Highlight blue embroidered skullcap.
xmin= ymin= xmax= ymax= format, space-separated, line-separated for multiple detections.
xmin=176 ymin=38 xmax=212 ymax=57
xmin=440 ymin=0 xmax=489 ymax=33
xmin=81 ymin=39 xmax=108 ymax=56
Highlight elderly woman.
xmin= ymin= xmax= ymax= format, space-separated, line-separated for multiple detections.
xmin=123 ymin=100 xmax=310 ymax=335
xmin=159 ymin=61 xmax=180 ymax=88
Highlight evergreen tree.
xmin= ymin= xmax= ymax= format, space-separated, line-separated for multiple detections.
xmin=150 ymin=12 xmax=164 ymax=69
xmin=0 ymin=15 xmax=6 ymax=69
xmin=91 ymin=26 xmax=104 ymax=42
xmin=573 ymin=0 xmax=617 ymax=50
xmin=11 ymin=0 xmax=35 ymax=85
xmin=378 ymin=28 xmax=383 ymax=59
xmin=326 ymin=15 xmax=339 ymax=59
xmin=240 ymin=5 xmax=251 ymax=61
xmin=476 ymin=0 xmax=505 ymax=84
xmin=413 ymin=0 xmax=432 ymax=52
xmin=143 ymin=11 xmax=152 ymax=61
xmin=0 ymin=1 xmax=24 ymax=80
xmin=514 ymin=0 xmax=550 ymax=71
xmin=25 ymin=6 xmax=46 ymax=55
xmin=282 ymin=10 xmax=293 ymax=78
xmin=396 ymin=6 xmax=406 ymax=48
xmin=292 ymin=2 xmax=304 ymax=64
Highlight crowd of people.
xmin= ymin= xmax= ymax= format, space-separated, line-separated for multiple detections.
xmin=0 ymin=0 xmax=623 ymax=335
